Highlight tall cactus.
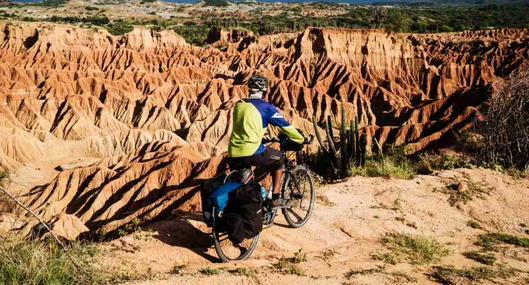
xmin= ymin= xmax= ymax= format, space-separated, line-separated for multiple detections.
xmin=312 ymin=105 xmax=366 ymax=179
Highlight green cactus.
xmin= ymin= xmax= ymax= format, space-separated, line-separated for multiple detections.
xmin=312 ymin=105 xmax=366 ymax=179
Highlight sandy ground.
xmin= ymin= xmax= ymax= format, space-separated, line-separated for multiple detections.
xmin=98 ymin=168 xmax=529 ymax=284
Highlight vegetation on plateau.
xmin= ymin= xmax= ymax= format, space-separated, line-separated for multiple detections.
xmin=2 ymin=3 xmax=529 ymax=43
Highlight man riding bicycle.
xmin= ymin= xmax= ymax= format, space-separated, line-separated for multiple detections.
xmin=228 ymin=75 xmax=305 ymax=208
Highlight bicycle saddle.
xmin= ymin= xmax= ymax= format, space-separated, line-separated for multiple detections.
xmin=231 ymin=168 xmax=253 ymax=184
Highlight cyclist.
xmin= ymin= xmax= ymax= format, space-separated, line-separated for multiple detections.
xmin=228 ymin=75 xmax=305 ymax=207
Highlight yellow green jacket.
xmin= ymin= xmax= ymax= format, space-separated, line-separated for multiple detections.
xmin=228 ymin=98 xmax=304 ymax=157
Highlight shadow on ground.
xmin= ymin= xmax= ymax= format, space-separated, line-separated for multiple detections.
xmin=148 ymin=212 xmax=220 ymax=263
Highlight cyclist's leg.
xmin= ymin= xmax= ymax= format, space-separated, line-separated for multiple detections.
xmin=229 ymin=148 xmax=284 ymax=183
xmin=249 ymin=148 xmax=285 ymax=194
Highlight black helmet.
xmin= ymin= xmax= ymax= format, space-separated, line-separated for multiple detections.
xmin=248 ymin=75 xmax=268 ymax=93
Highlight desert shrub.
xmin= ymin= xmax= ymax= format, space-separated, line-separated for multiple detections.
xmin=477 ymin=232 xmax=529 ymax=250
xmin=203 ymin=0 xmax=228 ymax=7
xmin=198 ymin=267 xmax=220 ymax=275
xmin=431 ymin=266 xmax=495 ymax=284
xmin=0 ymin=236 xmax=104 ymax=285
xmin=416 ymin=153 xmax=476 ymax=174
xmin=350 ymin=147 xmax=415 ymax=180
xmin=0 ymin=171 xmax=15 ymax=212
xmin=48 ymin=15 xmax=110 ymax=26
xmin=308 ymin=142 xmax=415 ymax=181
xmin=40 ymin=0 xmax=67 ymax=7
xmin=0 ymin=170 xmax=7 ymax=184
xmin=106 ymin=20 xmax=134 ymax=36
xmin=463 ymin=251 xmax=496 ymax=265
xmin=434 ymin=177 xmax=492 ymax=207
xmin=272 ymin=249 xmax=306 ymax=276
xmin=173 ymin=25 xmax=209 ymax=45
xmin=478 ymin=71 xmax=529 ymax=170
xmin=351 ymin=156 xmax=415 ymax=179
xmin=373 ymin=233 xmax=450 ymax=265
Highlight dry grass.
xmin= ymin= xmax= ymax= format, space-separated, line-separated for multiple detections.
xmin=463 ymin=251 xmax=496 ymax=265
xmin=0 ymin=235 xmax=105 ymax=285
xmin=416 ymin=153 xmax=476 ymax=174
xmin=435 ymin=177 xmax=492 ymax=207
xmin=344 ymin=267 xmax=383 ymax=278
xmin=316 ymin=193 xmax=336 ymax=207
xmin=272 ymin=249 xmax=307 ymax=276
xmin=373 ymin=233 xmax=450 ymax=265
xmin=478 ymin=71 xmax=529 ymax=170
xmin=430 ymin=266 xmax=495 ymax=284
xmin=0 ymin=171 xmax=16 ymax=212
xmin=351 ymin=157 xmax=415 ymax=180
xmin=476 ymin=232 xmax=529 ymax=251
xmin=198 ymin=267 xmax=220 ymax=275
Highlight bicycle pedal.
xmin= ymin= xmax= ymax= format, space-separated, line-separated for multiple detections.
xmin=291 ymin=193 xmax=303 ymax=199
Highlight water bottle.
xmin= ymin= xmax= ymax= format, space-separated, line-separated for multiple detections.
xmin=259 ymin=184 xmax=267 ymax=200
xmin=267 ymin=185 xmax=273 ymax=200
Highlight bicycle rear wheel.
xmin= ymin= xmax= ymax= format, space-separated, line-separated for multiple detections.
xmin=213 ymin=219 xmax=260 ymax=262
xmin=282 ymin=165 xmax=315 ymax=228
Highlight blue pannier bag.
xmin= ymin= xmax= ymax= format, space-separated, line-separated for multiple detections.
xmin=202 ymin=182 xmax=242 ymax=227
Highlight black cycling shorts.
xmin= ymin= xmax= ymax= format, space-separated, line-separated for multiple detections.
xmin=228 ymin=147 xmax=285 ymax=181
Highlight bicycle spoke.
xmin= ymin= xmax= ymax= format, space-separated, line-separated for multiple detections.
xmin=282 ymin=166 xmax=315 ymax=228
xmin=287 ymin=208 xmax=303 ymax=221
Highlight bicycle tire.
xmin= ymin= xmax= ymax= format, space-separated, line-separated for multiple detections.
xmin=212 ymin=218 xmax=260 ymax=262
xmin=282 ymin=165 xmax=315 ymax=228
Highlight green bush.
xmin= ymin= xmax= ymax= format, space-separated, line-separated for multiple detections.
xmin=40 ymin=0 xmax=67 ymax=7
xmin=173 ymin=25 xmax=209 ymax=45
xmin=440 ymin=24 xmax=453 ymax=32
xmin=351 ymin=156 xmax=415 ymax=179
xmin=203 ymin=0 xmax=229 ymax=7
xmin=350 ymin=147 xmax=416 ymax=179
xmin=106 ymin=21 xmax=134 ymax=36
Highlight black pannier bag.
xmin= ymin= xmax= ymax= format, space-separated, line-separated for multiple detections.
xmin=223 ymin=182 xmax=263 ymax=244
xmin=201 ymin=174 xmax=226 ymax=227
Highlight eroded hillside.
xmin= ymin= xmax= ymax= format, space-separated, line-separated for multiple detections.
xmin=0 ymin=21 xmax=528 ymax=237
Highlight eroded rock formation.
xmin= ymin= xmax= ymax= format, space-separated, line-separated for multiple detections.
xmin=0 ymin=21 xmax=527 ymax=238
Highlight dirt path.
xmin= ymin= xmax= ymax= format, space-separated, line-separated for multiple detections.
xmin=99 ymin=168 xmax=529 ymax=284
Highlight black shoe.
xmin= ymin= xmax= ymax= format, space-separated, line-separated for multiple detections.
xmin=271 ymin=197 xmax=285 ymax=208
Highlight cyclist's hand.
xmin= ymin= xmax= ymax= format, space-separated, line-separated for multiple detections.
xmin=303 ymin=135 xmax=314 ymax=145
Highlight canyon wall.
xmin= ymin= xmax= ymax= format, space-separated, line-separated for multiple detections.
xmin=0 ymin=21 xmax=527 ymax=237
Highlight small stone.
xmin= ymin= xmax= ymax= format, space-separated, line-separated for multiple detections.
xmin=457 ymin=182 xmax=468 ymax=192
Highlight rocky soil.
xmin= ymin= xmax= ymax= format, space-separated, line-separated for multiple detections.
xmin=99 ymin=168 xmax=529 ymax=284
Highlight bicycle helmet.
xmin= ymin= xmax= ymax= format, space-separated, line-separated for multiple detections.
xmin=248 ymin=75 xmax=268 ymax=94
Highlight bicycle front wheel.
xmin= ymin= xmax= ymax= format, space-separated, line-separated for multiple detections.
xmin=282 ymin=165 xmax=316 ymax=228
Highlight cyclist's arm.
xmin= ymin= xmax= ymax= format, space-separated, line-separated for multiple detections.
xmin=267 ymin=106 xmax=304 ymax=144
